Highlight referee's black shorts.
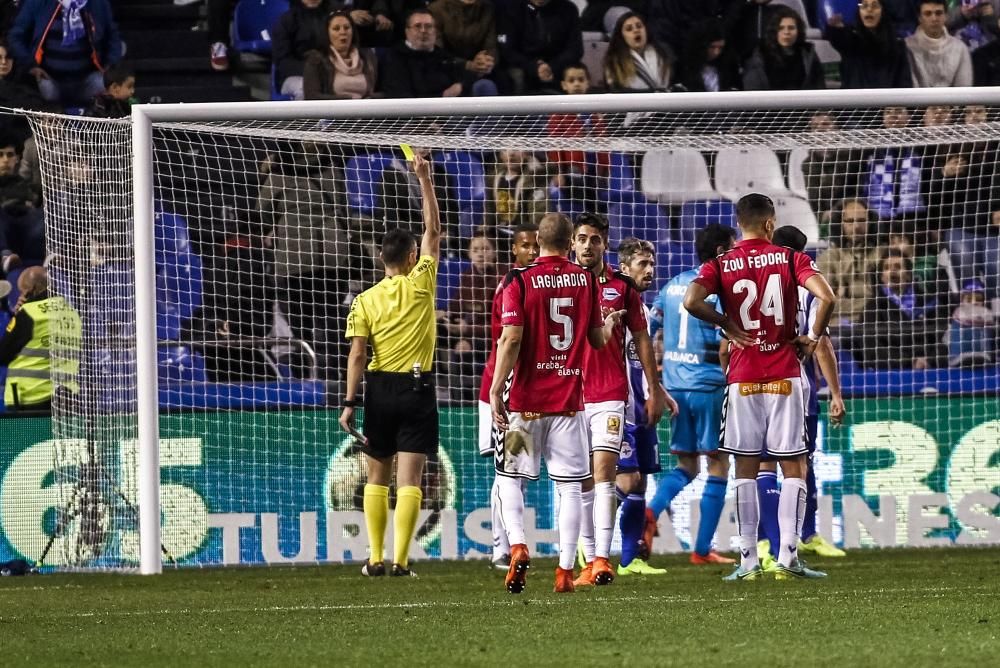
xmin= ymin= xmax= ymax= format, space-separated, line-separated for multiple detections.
xmin=362 ymin=370 xmax=439 ymax=458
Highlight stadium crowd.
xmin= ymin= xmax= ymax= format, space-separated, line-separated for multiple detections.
xmin=0 ymin=0 xmax=996 ymax=409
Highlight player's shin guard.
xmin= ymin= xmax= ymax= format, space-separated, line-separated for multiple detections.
xmin=594 ymin=482 xmax=616 ymax=559
xmin=619 ymin=490 xmax=646 ymax=567
xmin=777 ymin=477 xmax=807 ymax=568
xmin=801 ymin=459 xmax=819 ymax=542
xmin=649 ymin=467 xmax=694 ymax=519
xmin=496 ymin=475 xmax=527 ymax=547
xmin=733 ymin=478 xmax=760 ymax=571
xmin=393 ymin=486 xmax=422 ymax=569
xmin=363 ymin=484 xmax=390 ymax=564
xmin=490 ymin=476 xmax=511 ymax=560
xmin=756 ymin=471 xmax=780 ymax=558
xmin=579 ymin=487 xmax=596 ymax=564
xmin=695 ymin=476 xmax=727 ymax=557
xmin=555 ymin=481 xmax=583 ymax=571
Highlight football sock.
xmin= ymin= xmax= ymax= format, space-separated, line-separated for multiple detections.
xmin=496 ymin=474 xmax=527 ymax=546
xmin=393 ymin=486 xmax=422 ymax=569
xmin=579 ymin=487 xmax=596 ymax=563
xmin=619 ymin=491 xmax=646 ymax=567
xmin=555 ymin=481 xmax=583 ymax=571
xmin=695 ymin=475 xmax=728 ymax=557
xmin=490 ymin=476 xmax=510 ymax=560
xmin=648 ymin=466 xmax=694 ymax=519
xmin=756 ymin=470 xmax=780 ymax=558
xmin=362 ymin=484 xmax=389 ymax=564
xmin=594 ymin=481 xmax=616 ymax=559
xmin=778 ymin=477 xmax=808 ymax=568
xmin=733 ymin=478 xmax=760 ymax=571
xmin=801 ymin=459 xmax=818 ymax=541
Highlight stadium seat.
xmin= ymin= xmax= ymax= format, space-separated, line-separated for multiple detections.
xmin=677 ymin=199 xmax=736 ymax=245
xmin=773 ymin=196 xmax=821 ymax=246
xmin=345 ymin=152 xmax=394 ymax=218
xmin=156 ymin=251 xmax=203 ymax=323
xmin=158 ymin=345 xmax=207 ymax=383
xmin=641 ymin=149 xmax=717 ymax=204
xmin=606 ymin=152 xmax=638 ymax=202
xmin=714 ymin=147 xmax=793 ymax=202
xmin=231 ymin=0 xmax=289 ymax=55
xmin=581 ymin=38 xmax=609 ymax=91
xmin=155 ymin=210 xmax=195 ymax=260
xmin=270 ymin=63 xmax=293 ymax=101
xmin=435 ymin=151 xmax=486 ymax=238
xmin=607 ymin=193 xmax=671 ymax=249
xmin=787 ymin=147 xmax=809 ymax=199
xmin=654 ymin=236 xmax=699 ymax=285
xmin=811 ymin=39 xmax=842 ymax=66
xmin=436 ymin=257 xmax=470 ymax=308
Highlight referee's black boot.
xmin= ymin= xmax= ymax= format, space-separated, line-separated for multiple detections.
xmin=361 ymin=559 xmax=385 ymax=577
xmin=390 ymin=563 xmax=417 ymax=578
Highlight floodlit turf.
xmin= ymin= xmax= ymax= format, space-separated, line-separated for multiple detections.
xmin=2 ymin=548 xmax=998 ymax=667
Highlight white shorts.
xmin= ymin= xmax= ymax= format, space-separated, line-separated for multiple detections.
xmin=478 ymin=400 xmax=493 ymax=457
xmin=719 ymin=377 xmax=807 ymax=458
xmin=494 ymin=411 xmax=590 ymax=482
xmin=585 ymin=400 xmax=627 ymax=454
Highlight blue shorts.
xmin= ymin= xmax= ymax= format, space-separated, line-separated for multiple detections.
xmin=761 ymin=413 xmax=818 ymax=462
xmin=669 ymin=389 xmax=724 ymax=455
xmin=618 ymin=423 xmax=661 ymax=474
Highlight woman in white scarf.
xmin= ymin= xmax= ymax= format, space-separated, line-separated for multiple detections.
xmin=603 ymin=11 xmax=675 ymax=93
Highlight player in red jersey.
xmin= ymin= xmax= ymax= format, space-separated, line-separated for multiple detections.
xmin=490 ymin=212 xmax=625 ymax=594
xmin=476 ymin=224 xmax=539 ymax=570
xmin=683 ymin=193 xmax=838 ymax=581
xmin=571 ymin=214 xmax=670 ymax=587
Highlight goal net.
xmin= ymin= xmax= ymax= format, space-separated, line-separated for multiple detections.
xmin=7 ymin=89 xmax=1000 ymax=571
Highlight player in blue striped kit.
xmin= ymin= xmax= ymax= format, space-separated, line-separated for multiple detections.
xmin=754 ymin=225 xmax=847 ymax=569
xmin=645 ymin=223 xmax=737 ymax=565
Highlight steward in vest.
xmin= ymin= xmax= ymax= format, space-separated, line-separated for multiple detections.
xmin=0 ymin=266 xmax=81 ymax=409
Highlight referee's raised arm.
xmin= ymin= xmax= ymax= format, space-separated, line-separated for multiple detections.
xmin=414 ymin=154 xmax=441 ymax=262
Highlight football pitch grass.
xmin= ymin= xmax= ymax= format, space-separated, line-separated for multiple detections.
xmin=2 ymin=548 xmax=998 ymax=667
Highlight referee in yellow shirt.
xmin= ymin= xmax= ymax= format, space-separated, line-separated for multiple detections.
xmin=339 ymin=153 xmax=441 ymax=578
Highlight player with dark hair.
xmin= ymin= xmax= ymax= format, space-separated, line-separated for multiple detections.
xmin=340 ymin=153 xmax=440 ymax=578
xmin=490 ymin=212 xmax=623 ymax=594
xmin=684 ymin=193 xmax=837 ymax=581
xmin=477 ymin=223 xmax=539 ymax=570
xmin=753 ymin=225 xmax=847 ymax=569
xmin=614 ymin=237 xmax=676 ymax=576
xmin=572 ymin=213 xmax=668 ymax=587
xmin=646 ymin=223 xmax=738 ymax=565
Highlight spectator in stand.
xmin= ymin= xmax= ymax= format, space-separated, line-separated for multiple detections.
xmin=8 ymin=0 xmax=123 ymax=107
xmin=905 ymin=0 xmax=973 ymax=87
xmin=382 ymin=9 xmax=496 ymax=97
xmin=647 ymin=0 xmax=732 ymax=55
xmin=947 ymin=0 xmax=1000 ymax=52
xmin=85 ymin=62 xmax=134 ymax=118
xmin=742 ymin=7 xmax=825 ymax=90
xmin=498 ymin=0 xmax=583 ymax=95
xmin=0 ymin=131 xmax=44 ymax=273
xmin=343 ymin=0 xmax=397 ymax=48
xmin=428 ymin=0 xmax=497 ymax=91
xmin=675 ymin=19 xmax=741 ymax=92
xmin=947 ymin=278 xmax=996 ymax=367
xmin=800 ymin=111 xmax=863 ymax=220
xmin=0 ymin=42 xmax=56 ymax=111
xmin=817 ymin=199 xmax=882 ymax=326
xmin=727 ymin=0 xmax=781 ymax=61
xmin=603 ymin=11 xmax=675 ymax=92
xmin=486 ymin=149 xmax=548 ymax=229
xmin=865 ymin=106 xmax=926 ymax=220
xmin=303 ymin=11 xmax=378 ymax=100
xmin=972 ymin=14 xmax=1000 ymax=83
xmin=849 ymin=247 xmax=952 ymax=370
xmin=272 ymin=0 xmax=334 ymax=100
xmin=440 ymin=233 xmax=503 ymax=358
xmin=581 ymin=0 xmax=646 ymax=33
xmin=886 ymin=218 xmax=948 ymax=291
xmin=546 ymin=63 xmax=607 ymax=205
xmin=825 ymin=0 xmax=912 ymax=89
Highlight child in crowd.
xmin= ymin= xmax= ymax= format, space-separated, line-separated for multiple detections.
xmin=86 ymin=64 xmax=136 ymax=119
xmin=948 ymin=279 xmax=996 ymax=367
xmin=546 ymin=63 xmax=607 ymax=209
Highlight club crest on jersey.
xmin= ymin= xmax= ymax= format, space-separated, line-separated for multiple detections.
xmin=606 ymin=415 xmax=621 ymax=435
xmin=602 ymin=287 xmax=621 ymax=302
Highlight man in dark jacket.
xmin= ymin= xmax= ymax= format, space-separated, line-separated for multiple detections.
xmin=382 ymin=9 xmax=492 ymax=97
xmin=272 ymin=0 xmax=333 ymax=100
xmin=0 ymin=132 xmax=43 ymax=273
xmin=497 ymin=0 xmax=583 ymax=94
xmin=8 ymin=0 xmax=123 ymax=107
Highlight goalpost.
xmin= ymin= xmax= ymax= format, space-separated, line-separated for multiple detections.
xmin=12 ymin=87 xmax=1000 ymax=574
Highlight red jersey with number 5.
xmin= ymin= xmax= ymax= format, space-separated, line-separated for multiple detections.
xmin=693 ymin=238 xmax=819 ymax=383
xmin=583 ymin=267 xmax=647 ymax=403
xmin=501 ymin=256 xmax=603 ymax=413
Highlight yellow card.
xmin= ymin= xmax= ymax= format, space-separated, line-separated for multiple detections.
xmin=400 ymin=143 xmax=415 ymax=162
